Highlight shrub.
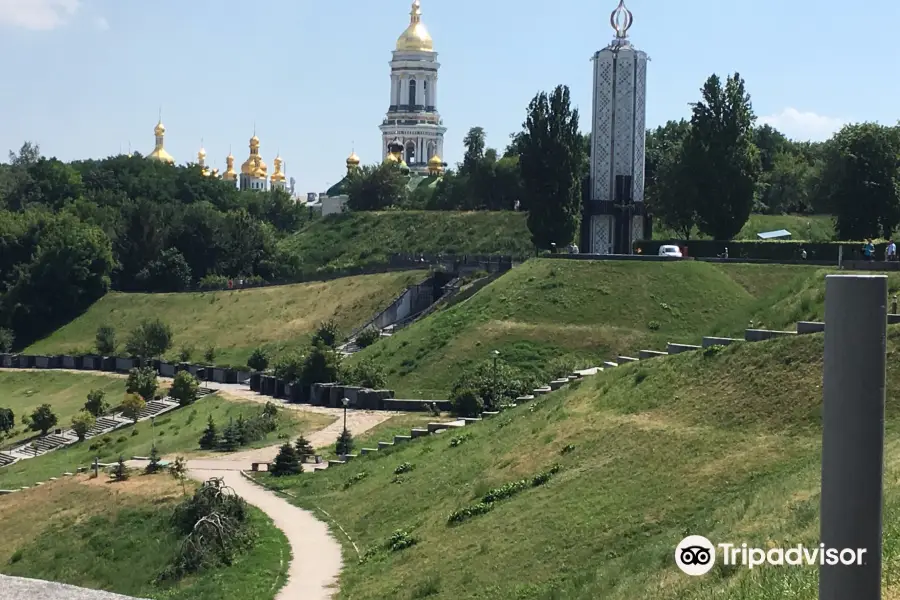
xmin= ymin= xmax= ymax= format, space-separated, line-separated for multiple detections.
xmin=355 ymin=327 xmax=381 ymax=349
xmin=170 ymin=371 xmax=200 ymax=406
xmin=344 ymin=471 xmax=368 ymax=488
xmin=169 ymin=456 xmax=188 ymax=495
xmin=199 ymin=415 xmax=219 ymax=450
xmin=312 ymin=319 xmax=341 ymax=348
xmin=126 ymin=366 xmax=158 ymax=401
xmin=301 ymin=342 xmax=341 ymax=385
xmin=178 ymin=345 xmax=194 ymax=362
xmin=648 ymin=320 xmax=661 ymax=331
xmin=451 ymin=388 xmax=483 ymax=418
xmin=340 ymin=358 xmax=387 ymax=389
xmin=95 ymin=325 xmax=117 ymax=355
xmin=545 ymin=355 xmax=588 ymax=380
xmin=71 ymin=411 xmax=96 ymax=441
xmin=704 ymin=344 xmax=725 ymax=357
xmin=450 ymin=360 xmax=538 ymax=411
xmin=247 ymin=347 xmax=269 ymax=372
xmin=145 ymin=445 xmax=162 ymax=474
xmin=28 ymin=404 xmax=58 ymax=434
xmin=84 ymin=389 xmax=108 ymax=417
xmin=387 ymin=529 xmax=417 ymax=552
xmin=560 ymin=444 xmax=575 ymax=455
xmin=121 ymin=393 xmax=146 ymax=423
xmin=204 ymin=346 xmax=217 ymax=364
xmin=394 ymin=462 xmax=414 ymax=475
xmin=0 ymin=327 xmax=14 ymax=352
xmin=294 ymin=435 xmax=314 ymax=458
xmin=273 ymin=350 xmax=305 ymax=383
xmin=198 ymin=274 xmax=229 ymax=290
xmin=448 ymin=502 xmax=494 ymax=525
xmin=449 ymin=432 xmax=472 ymax=448
xmin=111 ymin=455 xmax=129 ymax=481
xmin=0 ymin=407 xmax=14 ymax=435
xmin=335 ymin=428 xmax=354 ymax=456
xmin=271 ymin=443 xmax=301 ymax=477
xmin=125 ymin=318 xmax=173 ymax=358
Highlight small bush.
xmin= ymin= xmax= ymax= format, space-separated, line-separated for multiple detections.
xmin=145 ymin=445 xmax=162 ymax=474
xmin=335 ymin=428 xmax=354 ymax=456
xmin=344 ymin=471 xmax=368 ymax=488
xmin=247 ymin=347 xmax=269 ymax=372
xmin=704 ymin=344 xmax=725 ymax=357
xmin=451 ymin=388 xmax=483 ymax=418
xmin=95 ymin=325 xmax=117 ymax=355
xmin=204 ymin=346 xmax=217 ymax=364
xmin=84 ymin=389 xmax=108 ymax=417
xmin=449 ymin=433 xmax=472 ymax=448
xmin=125 ymin=318 xmax=173 ymax=358
xmin=648 ymin=321 xmax=661 ymax=331
xmin=271 ymin=443 xmax=301 ymax=477
xmin=111 ymin=456 xmax=129 ymax=481
xmin=355 ymin=327 xmax=381 ymax=349
xmin=169 ymin=371 xmax=200 ymax=406
xmin=448 ymin=502 xmax=494 ymax=525
xmin=178 ymin=345 xmax=194 ymax=362
xmin=0 ymin=327 xmax=14 ymax=352
xmin=394 ymin=462 xmax=414 ymax=475
xmin=387 ymin=529 xmax=417 ymax=552
xmin=340 ymin=358 xmax=387 ymax=389
xmin=560 ymin=444 xmax=575 ymax=455
xmin=312 ymin=319 xmax=341 ymax=348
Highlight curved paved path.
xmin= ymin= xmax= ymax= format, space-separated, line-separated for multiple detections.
xmin=3 ymin=369 xmax=401 ymax=600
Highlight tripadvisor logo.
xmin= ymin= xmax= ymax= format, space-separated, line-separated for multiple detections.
xmin=675 ymin=535 xmax=868 ymax=576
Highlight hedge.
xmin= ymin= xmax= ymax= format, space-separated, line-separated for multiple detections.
xmin=635 ymin=240 xmax=888 ymax=261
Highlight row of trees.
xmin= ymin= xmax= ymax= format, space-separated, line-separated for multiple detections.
xmin=0 ymin=146 xmax=309 ymax=348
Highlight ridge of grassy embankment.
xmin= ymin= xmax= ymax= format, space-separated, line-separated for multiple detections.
xmin=264 ymin=331 xmax=900 ymax=599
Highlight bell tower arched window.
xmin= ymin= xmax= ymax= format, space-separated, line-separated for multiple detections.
xmin=408 ymin=79 xmax=417 ymax=107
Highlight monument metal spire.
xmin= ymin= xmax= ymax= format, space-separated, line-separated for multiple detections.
xmin=610 ymin=0 xmax=633 ymax=43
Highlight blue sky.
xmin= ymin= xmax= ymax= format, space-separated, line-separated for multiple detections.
xmin=0 ymin=0 xmax=897 ymax=194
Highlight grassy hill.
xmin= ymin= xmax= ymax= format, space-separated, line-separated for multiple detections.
xmin=25 ymin=271 xmax=422 ymax=367
xmin=349 ymin=259 xmax=822 ymax=397
xmin=654 ymin=213 xmax=837 ymax=242
xmin=0 ymin=372 xmax=334 ymax=489
xmin=0 ymin=475 xmax=288 ymax=600
xmin=262 ymin=331 xmax=900 ymax=599
xmin=278 ymin=211 xmax=535 ymax=272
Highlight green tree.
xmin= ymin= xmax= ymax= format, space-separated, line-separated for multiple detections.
xmin=0 ymin=407 xmax=15 ymax=435
xmin=125 ymin=318 xmax=173 ymax=358
xmin=311 ymin=319 xmax=341 ymax=348
xmin=71 ymin=410 xmax=96 ymax=441
xmin=345 ymin=162 xmax=408 ymax=211
xmin=681 ymin=73 xmax=760 ymax=240
xmin=121 ymin=392 xmax=146 ymax=423
xmin=519 ymin=85 xmax=586 ymax=249
xmin=178 ymin=345 xmax=193 ymax=362
xmin=271 ymin=442 xmax=302 ymax=477
xmin=300 ymin=342 xmax=341 ymax=386
xmin=95 ymin=326 xmax=116 ymax=355
xmin=649 ymin=123 xmax=697 ymax=239
xmin=126 ymin=366 xmax=158 ymax=401
xmin=0 ymin=327 xmax=14 ymax=352
xmin=199 ymin=415 xmax=219 ymax=450
xmin=84 ymin=389 xmax=108 ymax=417
xmin=340 ymin=358 xmax=387 ymax=389
xmin=247 ymin=347 xmax=269 ymax=371
xmin=28 ymin=403 xmax=58 ymax=435
xmin=461 ymin=127 xmax=487 ymax=176
xmin=295 ymin=435 xmax=314 ymax=458
xmin=169 ymin=456 xmax=188 ymax=495
xmin=111 ymin=455 xmax=129 ymax=481
xmin=169 ymin=370 xmax=200 ymax=406
xmin=335 ymin=428 xmax=354 ymax=456
xmin=134 ymin=247 xmax=192 ymax=292
xmin=220 ymin=418 xmax=240 ymax=452
xmin=145 ymin=444 xmax=162 ymax=474
xmin=204 ymin=345 xmax=217 ymax=364
xmin=821 ymin=123 xmax=900 ymax=240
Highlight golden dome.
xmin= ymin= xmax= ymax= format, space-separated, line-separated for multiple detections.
xmin=198 ymin=147 xmax=206 ymax=160
xmin=271 ymin=155 xmax=286 ymax=182
xmin=396 ymin=0 xmax=433 ymax=52
xmin=428 ymin=154 xmax=444 ymax=173
xmin=154 ymin=121 xmax=166 ymax=136
xmin=384 ymin=152 xmax=399 ymax=163
xmin=346 ymin=151 xmax=360 ymax=166
xmin=148 ymin=147 xmax=175 ymax=164
xmin=250 ymin=135 xmax=260 ymax=148
xmin=223 ymin=154 xmax=237 ymax=181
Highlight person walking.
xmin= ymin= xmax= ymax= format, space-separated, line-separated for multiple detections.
xmin=887 ymin=239 xmax=897 ymax=262
xmin=863 ymin=239 xmax=875 ymax=262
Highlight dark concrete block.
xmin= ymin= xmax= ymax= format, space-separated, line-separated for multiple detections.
xmin=159 ymin=362 xmax=176 ymax=377
xmin=0 ymin=353 xmax=12 ymax=368
xmin=212 ymin=368 xmax=226 ymax=383
xmin=701 ymin=336 xmax=740 ymax=348
xmin=797 ymin=321 xmax=826 ymax=334
xmin=639 ymin=350 xmax=668 ymax=359
xmin=60 ymin=355 xmax=76 ymax=369
xmin=745 ymin=329 xmax=796 ymax=342
xmin=114 ymin=357 xmax=134 ymax=373
xmin=250 ymin=372 xmax=261 ymax=391
xmin=667 ymin=343 xmax=702 ymax=355
xmin=34 ymin=355 xmax=50 ymax=369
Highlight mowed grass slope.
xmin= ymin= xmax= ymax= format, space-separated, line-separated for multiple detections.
xmin=350 ymin=259 xmax=819 ymax=397
xmin=0 ymin=373 xmax=334 ymax=489
xmin=278 ymin=211 xmax=535 ymax=272
xmin=264 ymin=331 xmax=900 ymax=599
xmin=0 ymin=476 xmax=288 ymax=600
xmin=26 ymin=271 xmax=422 ymax=366
xmin=653 ymin=213 xmax=837 ymax=242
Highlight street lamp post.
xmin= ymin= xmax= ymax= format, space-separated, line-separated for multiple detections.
xmin=340 ymin=397 xmax=350 ymax=456
xmin=492 ymin=350 xmax=500 ymax=408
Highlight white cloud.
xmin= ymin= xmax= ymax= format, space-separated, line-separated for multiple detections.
xmin=93 ymin=15 xmax=108 ymax=31
xmin=0 ymin=0 xmax=80 ymax=30
xmin=758 ymin=108 xmax=847 ymax=141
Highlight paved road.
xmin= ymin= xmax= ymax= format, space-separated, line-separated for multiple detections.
xmin=0 ymin=575 xmax=147 ymax=600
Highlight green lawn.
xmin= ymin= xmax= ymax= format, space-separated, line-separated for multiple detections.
xmin=321 ymin=414 xmax=435 ymax=459
xmin=0 ymin=371 xmax=127 ymax=446
xmin=347 ymin=259 xmax=823 ymax=397
xmin=0 ymin=388 xmax=334 ymax=490
xmin=0 ymin=475 xmax=289 ymax=600
xmin=278 ymin=211 xmax=535 ymax=272
xmin=259 ymin=331 xmax=900 ymax=599
xmin=25 ymin=270 xmax=422 ymax=367
xmin=652 ymin=213 xmax=837 ymax=241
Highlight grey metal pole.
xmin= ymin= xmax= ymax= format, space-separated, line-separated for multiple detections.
xmin=819 ymin=274 xmax=887 ymax=600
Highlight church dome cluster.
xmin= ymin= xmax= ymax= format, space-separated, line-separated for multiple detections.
xmin=144 ymin=119 xmax=292 ymax=194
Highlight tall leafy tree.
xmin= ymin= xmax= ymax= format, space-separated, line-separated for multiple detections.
xmin=345 ymin=162 xmax=408 ymax=211
xmin=519 ymin=85 xmax=586 ymax=249
xmin=681 ymin=73 xmax=760 ymax=239
xmin=822 ymin=123 xmax=900 ymax=240
xmin=460 ymin=127 xmax=486 ymax=176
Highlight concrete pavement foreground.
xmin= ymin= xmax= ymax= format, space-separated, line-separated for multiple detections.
xmin=0 ymin=575 xmax=148 ymax=600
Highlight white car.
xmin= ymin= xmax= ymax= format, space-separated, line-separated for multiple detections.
xmin=658 ymin=245 xmax=683 ymax=258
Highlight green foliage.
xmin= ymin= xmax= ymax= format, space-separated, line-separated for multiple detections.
xmin=121 ymin=392 xmax=146 ymax=423
xmin=0 ymin=327 xmax=14 ymax=352
xmin=335 ymin=428 xmax=354 ymax=456
xmin=111 ymin=455 xmax=129 ymax=481
xmin=823 ymin=122 xmax=900 ymax=240
xmin=178 ymin=345 xmax=193 ymax=362
xmin=169 ymin=371 xmax=200 ymax=406
xmin=355 ymin=327 xmax=381 ymax=349
xmin=519 ymin=85 xmax=585 ymax=249
xmin=247 ymin=347 xmax=269 ymax=372
xmin=95 ymin=325 xmax=116 ymax=355
xmin=203 ymin=346 xmax=217 ymax=364
xmin=394 ymin=462 xmax=414 ymax=475
xmin=145 ymin=444 xmax=162 ymax=474
xmin=294 ymin=435 xmax=314 ymax=458
xmin=271 ymin=442 xmax=301 ymax=477
xmin=272 ymin=350 xmax=304 ymax=383
xmin=71 ymin=410 xmax=95 ymax=441
xmin=212 ymin=408 xmax=279 ymax=453
xmin=447 ymin=502 xmax=494 ymax=525
xmin=682 ymin=72 xmax=761 ymax=240
xmin=28 ymin=403 xmax=58 ymax=434
xmin=344 ymin=471 xmax=368 ymax=488
xmin=345 ymin=162 xmax=409 ymax=211
xmin=341 ymin=357 xmax=387 ymax=389
xmin=124 ymin=318 xmax=173 ymax=359
xmin=169 ymin=456 xmax=188 ymax=495
xmin=312 ymin=319 xmax=341 ymax=348
xmin=83 ymin=388 xmax=108 ymax=417
xmin=125 ymin=366 xmax=158 ymax=401
xmin=0 ymin=407 xmax=14 ymax=435
xmin=451 ymin=388 xmax=484 ymax=418
xmin=449 ymin=432 xmax=472 ymax=448
xmin=450 ymin=360 xmax=536 ymax=411
xmin=198 ymin=415 xmax=219 ymax=450
xmin=387 ymin=529 xmax=417 ymax=552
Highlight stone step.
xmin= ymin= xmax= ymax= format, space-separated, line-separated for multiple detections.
xmin=360 ymin=447 xmax=379 ymax=455
xmin=410 ymin=428 xmax=430 ymax=438
xmin=602 ymin=361 xmax=619 ymax=368
xmin=515 ymin=395 xmax=535 ymax=403
xmin=377 ymin=441 xmax=395 ymax=449
xmin=667 ymin=343 xmax=702 ymax=355
xmin=461 ymin=417 xmax=482 ymax=424
xmin=797 ymin=321 xmax=825 ymax=334
xmin=639 ymin=350 xmax=668 ymax=359
xmin=328 ymin=460 xmax=346 ymax=467
xmin=745 ymin=329 xmax=796 ymax=342
xmin=701 ymin=336 xmax=740 ymax=348
xmin=533 ymin=386 xmax=552 ymax=395
xmin=617 ymin=356 xmax=639 ymax=363
xmin=393 ymin=435 xmax=413 ymax=444
xmin=548 ymin=379 xmax=569 ymax=390
xmin=482 ymin=411 xmax=500 ymax=417
xmin=573 ymin=367 xmax=601 ymax=377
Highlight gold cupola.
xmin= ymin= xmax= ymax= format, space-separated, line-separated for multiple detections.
xmin=148 ymin=119 xmax=175 ymax=164
xmin=396 ymin=0 xmax=433 ymax=52
xmin=241 ymin=134 xmax=268 ymax=178
xmin=346 ymin=151 xmax=361 ymax=172
xmin=427 ymin=154 xmax=444 ymax=175
xmin=223 ymin=150 xmax=237 ymax=181
xmin=271 ymin=154 xmax=286 ymax=183
xmin=197 ymin=143 xmax=210 ymax=176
